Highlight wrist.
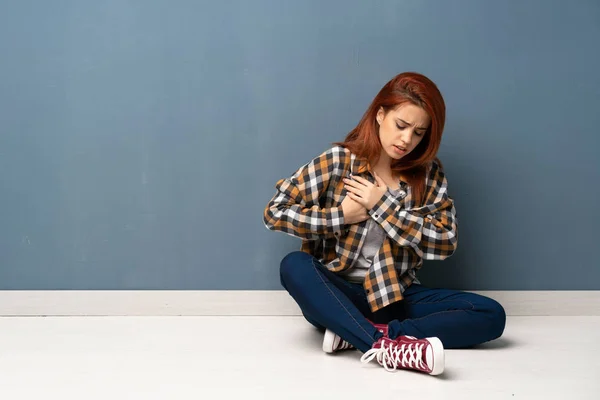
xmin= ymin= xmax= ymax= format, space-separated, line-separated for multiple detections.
xmin=367 ymin=193 xmax=386 ymax=210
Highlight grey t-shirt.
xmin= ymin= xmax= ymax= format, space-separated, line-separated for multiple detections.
xmin=341 ymin=186 xmax=404 ymax=283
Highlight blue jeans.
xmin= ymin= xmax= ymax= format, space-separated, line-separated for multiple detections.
xmin=280 ymin=251 xmax=506 ymax=353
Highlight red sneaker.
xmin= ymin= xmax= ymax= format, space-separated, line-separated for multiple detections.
xmin=360 ymin=335 xmax=445 ymax=375
xmin=322 ymin=323 xmax=388 ymax=353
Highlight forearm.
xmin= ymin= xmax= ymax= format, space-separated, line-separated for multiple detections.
xmin=369 ymin=191 xmax=458 ymax=259
xmin=264 ymin=201 xmax=345 ymax=239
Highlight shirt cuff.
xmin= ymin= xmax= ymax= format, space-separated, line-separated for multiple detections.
xmin=368 ymin=191 xmax=397 ymax=223
xmin=327 ymin=206 xmax=345 ymax=237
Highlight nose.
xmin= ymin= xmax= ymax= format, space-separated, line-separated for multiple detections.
xmin=400 ymin=130 xmax=413 ymax=147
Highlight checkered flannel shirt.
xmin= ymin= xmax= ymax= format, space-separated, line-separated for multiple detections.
xmin=263 ymin=146 xmax=458 ymax=312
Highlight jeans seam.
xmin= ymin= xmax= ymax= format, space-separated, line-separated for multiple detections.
xmin=310 ymin=258 xmax=376 ymax=342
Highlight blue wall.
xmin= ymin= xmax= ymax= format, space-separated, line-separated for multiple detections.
xmin=1 ymin=0 xmax=599 ymax=290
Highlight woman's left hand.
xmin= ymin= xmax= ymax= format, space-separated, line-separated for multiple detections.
xmin=343 ymin=172 xmax=388 ymax=210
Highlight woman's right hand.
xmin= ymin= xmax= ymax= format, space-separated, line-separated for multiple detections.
xmin=340 ymin=195 xmax=370 ymax=225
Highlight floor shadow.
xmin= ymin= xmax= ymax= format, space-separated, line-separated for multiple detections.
xmin=305 ymin=325 xmax=326 ymax=349
xmin=470 ymin=337 xmax=517 ymax=350
xmin=432 ymin=368 xmax=459 ymax=380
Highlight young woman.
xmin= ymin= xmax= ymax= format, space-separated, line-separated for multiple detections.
xmin=263 ymin=72 xmax=506 ymax=376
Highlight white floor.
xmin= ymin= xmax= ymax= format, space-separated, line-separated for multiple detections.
xmin=0 ymin=316 xmax=598 ymax=400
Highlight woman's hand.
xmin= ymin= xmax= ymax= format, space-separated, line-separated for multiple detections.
xmin=343 ymin=172 xmax=387 ymax=210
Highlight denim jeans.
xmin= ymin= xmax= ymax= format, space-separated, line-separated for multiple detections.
xmin=280 ymin=251 xmax=506 ymax=353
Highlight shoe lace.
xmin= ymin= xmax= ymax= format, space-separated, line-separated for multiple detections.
xmin=360 ymin=341 xmax=426 ymax=372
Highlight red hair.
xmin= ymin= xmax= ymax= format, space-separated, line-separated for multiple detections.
xmin=335 ymin=72 xmax=446 ymax=206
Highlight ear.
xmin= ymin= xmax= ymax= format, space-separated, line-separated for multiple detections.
xmin=376 ymin=107 xmax=385 ymax=125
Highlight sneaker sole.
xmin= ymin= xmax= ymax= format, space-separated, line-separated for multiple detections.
xmin=322 ymin=329 xmax=337 ymax=353
xmin=425 ymin=337 xmax=445 ymax=376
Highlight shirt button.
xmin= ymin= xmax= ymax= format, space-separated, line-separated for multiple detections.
xmin=373 ymin=214 xmax=379 ymax=219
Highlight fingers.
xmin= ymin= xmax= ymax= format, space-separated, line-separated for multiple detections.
xmin=343 ymin=178 xmax=363 ymax=190
xmin=344 ymin=179 xmax=366 ymax=200
xmin=347 ymin=192 xmax=366 ymax=206
xmin=345 ymin=185 xmax=361 ymax=196
xmin=347 ymin=191 xmax=362 ymax=200
xmin=346 ymin=186 xmax=365 ymax=202
xmin=349 ymin=175 xmax=372 ymax=187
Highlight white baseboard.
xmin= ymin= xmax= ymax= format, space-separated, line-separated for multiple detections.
xmin=0 ymin=290 xmax=598 ymax=317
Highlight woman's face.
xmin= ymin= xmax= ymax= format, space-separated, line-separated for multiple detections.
xmin=376 ymin=103 xmax=430 ymax=161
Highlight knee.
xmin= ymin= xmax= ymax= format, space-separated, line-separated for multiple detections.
xmin=280 ymin=251 xmax=314 ymax=287
xmin=481 ymin=297 xmax=506 ymax=341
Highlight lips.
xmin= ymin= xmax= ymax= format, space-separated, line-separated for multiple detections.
xmin=394 ymin=145 xmax=406 ymax=151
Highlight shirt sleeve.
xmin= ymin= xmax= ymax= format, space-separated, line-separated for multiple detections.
xmin=368 ymin=160 xmax=458 ymax=260
xmin=263 ymin=147 xmax=346 ymax=240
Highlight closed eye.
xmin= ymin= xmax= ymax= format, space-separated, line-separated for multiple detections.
xmin=397 ymin=123 xmax=425 ymax=137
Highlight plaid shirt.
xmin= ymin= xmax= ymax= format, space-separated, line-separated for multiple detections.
xmin=263 ymin=146 xmax=458 ymax=312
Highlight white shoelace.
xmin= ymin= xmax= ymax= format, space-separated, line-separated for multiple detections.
xmin=360 ymin=341 xmax=426 ymax=372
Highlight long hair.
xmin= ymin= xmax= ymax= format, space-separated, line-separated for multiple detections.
xmin=335 ymin=72 xmax=446 ymax=206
